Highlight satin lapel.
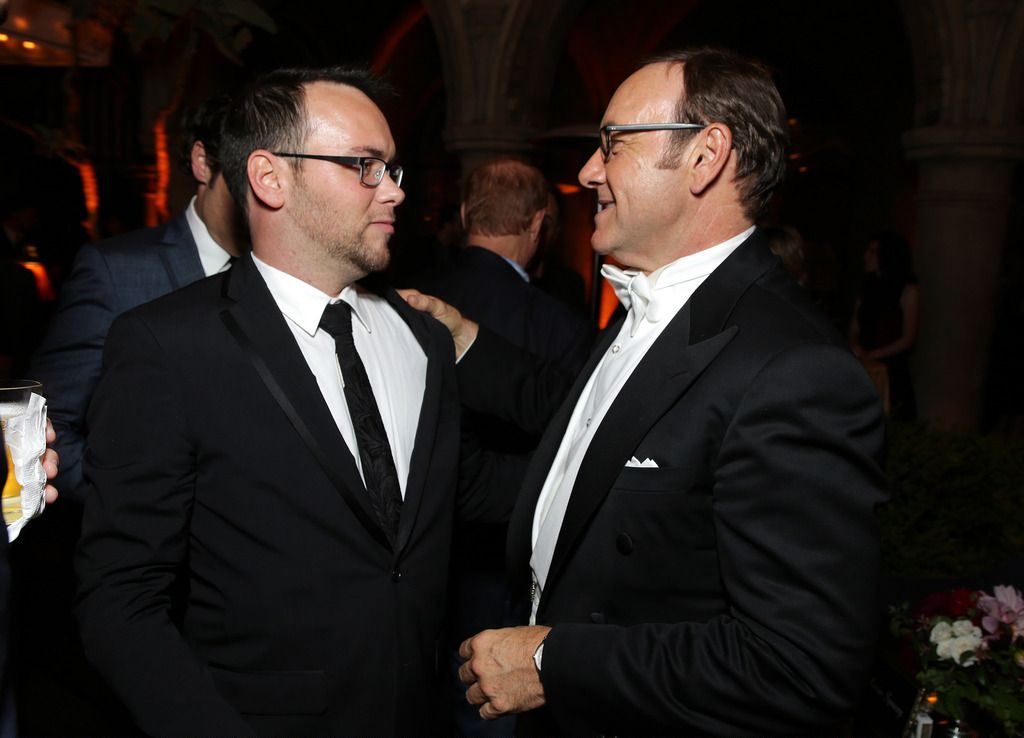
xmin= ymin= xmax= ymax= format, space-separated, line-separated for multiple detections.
xmin=540 ymin=304 xmax=739 ymax=607
xmin=506 ymin=316 xmax=624 ymax=587
xmin=375 ymin=287 xmax=439 ymax=555
xmin=158 ymin=213 xmax=205 ymax=290
xmin=220 ymin=257 xmax=390 ymax=550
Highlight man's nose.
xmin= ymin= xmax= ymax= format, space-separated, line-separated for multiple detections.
xmin=578 ymin=148 xmax=605 ymax=188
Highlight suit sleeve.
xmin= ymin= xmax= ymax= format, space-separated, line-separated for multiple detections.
xmin=539 ymin=344 xmax=888 ymax=734
xmin=457 ymin=326 xmax=576 ymax=434
xmin=75 ymin=312 xmax=253 ymax=737
xmin=29 ymin=244 xmax=117 ymax=505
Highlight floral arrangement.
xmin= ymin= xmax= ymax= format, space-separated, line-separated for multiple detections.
xmin=892 ymin=584 xmax=1024 ymax=734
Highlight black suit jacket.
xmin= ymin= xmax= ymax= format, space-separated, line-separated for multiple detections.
xmin=30 ymin=212 xmax=204 ymax=504
xmin=415 ymin=246 xmax=592 ymax=373
xmin=459 ymin=230 xmax=888 ymax=735
xmin=75 ymin=254 xmax=504 ymax=736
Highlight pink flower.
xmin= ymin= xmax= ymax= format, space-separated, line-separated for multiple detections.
xmin=977 ymin=585 xmax=1024 ymax=642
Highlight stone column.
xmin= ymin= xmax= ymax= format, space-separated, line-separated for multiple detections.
xmin=423 ymin=0 xmax=583 ymax=177
xmin=903 ymin=128 xmax=1024 ymax=428
xmin=899 ymin=0 xmax=1024 ymax=429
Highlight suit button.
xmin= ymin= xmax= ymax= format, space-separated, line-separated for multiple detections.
xmin=391 ymin=567 xmax=402 ymax=582
xmin=616 ymin=533 xmax=633 ymax=555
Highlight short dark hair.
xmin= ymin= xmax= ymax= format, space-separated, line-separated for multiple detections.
xmin=462 ymin=158 xmax=549 ymax=237
xmin=178 ymin=94 xmax=234 ymax=179
xmin=643 ymin=47 xmax=789 ymax=220
xmin=221 ymin=66 xmax=392 ymax=215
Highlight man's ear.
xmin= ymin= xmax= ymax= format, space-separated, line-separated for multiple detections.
xmin=190 ymin=141 xmax=212 ymax=185
xmin=687 ymin=123 xmax=733 ymax=196
xmin=528 ymin=208 xmax=545 ymax=241
xmin=248 ymin=151 xmax=286 ymax=210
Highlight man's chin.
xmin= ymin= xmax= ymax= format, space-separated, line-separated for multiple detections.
xmin=355 ymin=241 xmax=391 ymax=275
xmin=590 ymin=231 xmax=615 ymax=257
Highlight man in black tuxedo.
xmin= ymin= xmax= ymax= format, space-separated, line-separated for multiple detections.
xmin=419 ymin=47 xmax=888 ymax=734
xmin=75 ymin=67 xmax=507 ymax=735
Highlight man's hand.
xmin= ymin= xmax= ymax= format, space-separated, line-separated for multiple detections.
xmin=397 ymin=289 xmax=479 ymax=361
xmin=42 ymin=417 xmax=59 ymax=504
xmin=458 ymin=625 xmax=550 ymax=720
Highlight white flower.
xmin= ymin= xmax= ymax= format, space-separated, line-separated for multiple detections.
xmin=932 ymin=620 xmax=982 ymax=666
xmin=930 ymin=621 xmax=953 ymax=643
xmin=951 ymin=619 xmax=978 ymax=638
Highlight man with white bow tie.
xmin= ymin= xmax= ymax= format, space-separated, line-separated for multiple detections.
xmin=408 ymin=46 xmax=887 ymax=735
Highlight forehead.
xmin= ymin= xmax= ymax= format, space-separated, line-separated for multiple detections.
xmin=303 ymin=81 xmax=395 ymax=155
xmin=603 ymin=62 xmax=684 ymax=125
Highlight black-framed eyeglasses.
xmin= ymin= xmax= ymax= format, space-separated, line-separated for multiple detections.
xmin=599 ymin=123 xmax=707 ymax=162
xmin=272 ymin=153 xmax=403 ymax=188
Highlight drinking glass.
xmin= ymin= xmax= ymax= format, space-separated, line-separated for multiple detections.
xmin=1 ymin=379 xmax=43 ymax=526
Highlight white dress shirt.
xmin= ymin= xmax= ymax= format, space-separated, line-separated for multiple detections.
xmin=529 ymin=227 xmax=754 ymax=622
xmin=185 ymin=196 xmax=235 ymax=277
xmin=252 ymin=255 xmax=426 ymax=496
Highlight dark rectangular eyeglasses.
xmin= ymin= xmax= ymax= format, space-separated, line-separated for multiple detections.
xmin=599 ymin=123 xmax=707 ymax=161
xmin=272 ymin=153 xmax=403 ymax=188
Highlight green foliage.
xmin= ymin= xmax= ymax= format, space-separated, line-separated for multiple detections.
xmin=878 ymin=421 xmax=1024 ymax=579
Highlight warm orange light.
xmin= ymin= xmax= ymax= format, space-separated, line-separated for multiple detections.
xmin=788 ymin=152 xmax=801 ymax=160
xmin=22 ymin=41 xmax=38 ymax=50
xmin=556 ymin=183 xmax=581 ymax=196
xmin=926 ymin=693 xmax=939 ymax=705
xmin=798 ymin=166 xmax=809 ymax=173
xmin=12 ymin=16 xmax=29 ymax=31
xmin=787 ymin=117 xmax=798 ymax=126
xmin=0 ymin=34 xmax=9 ymax=42
xmin=152 ymin=117 xmax=170 ymax=226
xmin=72 ymin=161 xmax=100 ymax=241
xmin=18 ymin=261 xmax=56 ymax=302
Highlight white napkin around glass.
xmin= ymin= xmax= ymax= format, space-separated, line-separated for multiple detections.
xmin=4 ymin=392 xmax=48 ymax=541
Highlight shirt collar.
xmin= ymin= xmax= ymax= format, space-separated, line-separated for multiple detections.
xmin=646 ymin=226 xmax=755 ymax=291
xmin=498 ymin=254 xmax=531 ymax=283
xmin=185 ymin=196 xmax=234 ymax=277
xmin=251 ymin=254 xmax=371 ymax=337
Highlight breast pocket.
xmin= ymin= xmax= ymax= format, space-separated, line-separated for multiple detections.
xmin=606 ymin=469 xmax=715 ymax=550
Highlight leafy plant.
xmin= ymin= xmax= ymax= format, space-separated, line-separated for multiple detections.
xmin=878 ymin=421 xmax=1024 ymax=579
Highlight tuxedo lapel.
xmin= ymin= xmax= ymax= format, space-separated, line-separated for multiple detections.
xmin=375 ymin=288 xmax=440 ymax=555
xmin=220 ymin=256 xmax=391 ymax=550
xmin=540 ymin=309 xmax=738 ymax=606
xmin=506 ymin=317 xmax=623 ymax=588
xmin=158 ymin=213 xmax=205 ymax=290
xmin=527 ymin=230 xmax=774 ymax=607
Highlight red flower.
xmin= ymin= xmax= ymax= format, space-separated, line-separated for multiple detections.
xmin=913 ymin=588 xmax=977 ymax=622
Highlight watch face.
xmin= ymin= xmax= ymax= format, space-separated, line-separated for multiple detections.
xmin=533 ymin=642 xmax=545 ymax=672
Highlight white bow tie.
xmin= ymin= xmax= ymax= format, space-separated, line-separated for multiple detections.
xmin=601 ymin=264 xmax=663 ymax=337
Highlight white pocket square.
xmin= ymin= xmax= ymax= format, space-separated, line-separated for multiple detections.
xmin=626 ymin=456 xmax=659 ymax=468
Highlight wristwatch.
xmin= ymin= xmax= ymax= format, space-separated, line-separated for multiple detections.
xmin=533 ymin=641 xmax=545 ymax=673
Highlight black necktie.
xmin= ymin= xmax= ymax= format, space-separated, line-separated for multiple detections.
xmin=319 ymin=301 xmax=402 ymax=545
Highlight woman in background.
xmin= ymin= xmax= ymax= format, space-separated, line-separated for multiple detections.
xmin=850 ymin=232 xmax=920 ymax=420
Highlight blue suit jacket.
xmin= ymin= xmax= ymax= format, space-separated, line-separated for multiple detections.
xmin=30 ymin=212 xmax=204 ymax=504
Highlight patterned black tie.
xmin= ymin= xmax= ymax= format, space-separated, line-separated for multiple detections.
xmin=319 ymin=301 xmax=402 ymax=545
